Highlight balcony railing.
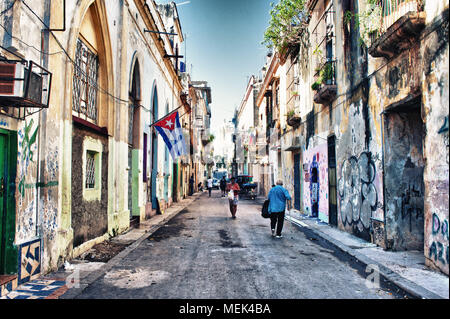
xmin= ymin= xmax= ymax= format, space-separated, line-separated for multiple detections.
xmin=369 ymin=0 xmax=425 ymax=58
xmin=381 ymin=0 xmax=422 ymax=33
xmin=312 ymin=60 xmax=337 ymax=105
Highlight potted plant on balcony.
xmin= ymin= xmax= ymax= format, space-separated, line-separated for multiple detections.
xmin=286 ymin=109 xmax=301 ymax=127
xmin=312 ymin=62 xmax=337 ymax=104
xmin=311 ymin=62 xmax=334 ymax=91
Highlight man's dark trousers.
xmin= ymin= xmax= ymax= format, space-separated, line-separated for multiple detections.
xmin=270 ymin=211 xmax=285 ymax=236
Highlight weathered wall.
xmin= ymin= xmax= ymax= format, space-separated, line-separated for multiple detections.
xmin=336 ymin=95 xmax=384 ymax=243
xmin=421 ymin=7 xmax=449 ymax=274
xmin=71 ymin=125 xmax=108 ymax=247
xmin=383 ymin=106 xmax=425 ymax=251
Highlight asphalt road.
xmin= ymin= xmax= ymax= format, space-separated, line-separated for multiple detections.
xmin=75 ymin=190 xmax=398 ymax=299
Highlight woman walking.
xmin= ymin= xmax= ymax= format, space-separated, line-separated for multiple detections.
xmin=226 ymin=177 xmax=240 ymax=219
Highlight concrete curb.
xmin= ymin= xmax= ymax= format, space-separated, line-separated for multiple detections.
xmin=285 ymin=216 xmax=444 ymax=299
xmin=60 ymin=193 xmax=203 ymax=299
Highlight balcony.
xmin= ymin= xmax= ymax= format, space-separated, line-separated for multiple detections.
xmin=312 ymin=60 xmax=337 ymax=105
xmin=310 ymin=4 xmax=337 ymax=105
xmin=369 ymin=0 xmax=426 ymax=59
xmin=286 ymin=109 xmax=301 ymax=127
xmin=201 ymin=129 xmax=213 ymax=146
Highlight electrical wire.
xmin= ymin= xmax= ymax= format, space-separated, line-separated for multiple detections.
xmin=20 ymin=0 xmax=189 ymax=109
xmin=0 ymin=21 xmax=64 ymax=56
xmin=20 ymin=1 xmax=132 ymax=106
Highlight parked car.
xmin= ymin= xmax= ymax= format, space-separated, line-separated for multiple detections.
xmin=235 ymin=175 xmax=257 ymax=200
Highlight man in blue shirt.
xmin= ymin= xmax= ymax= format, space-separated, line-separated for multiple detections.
xmin=268 ymin=180 xmax=292 ymax=238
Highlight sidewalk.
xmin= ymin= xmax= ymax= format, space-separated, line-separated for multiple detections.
xmin=285 ymin=209 xmax=449 ymax=299
xmin=1 ymin=192 xmax=203 ymax=299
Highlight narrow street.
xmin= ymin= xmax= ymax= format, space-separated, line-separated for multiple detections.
xmin=73 ymin=191 xmax=399 ymax=299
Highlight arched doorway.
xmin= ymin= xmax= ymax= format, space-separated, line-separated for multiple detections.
xmin=70 ymin=1 xmax=112 ymax=247
xmin=151 ymin=85 xmax=159 ymax=209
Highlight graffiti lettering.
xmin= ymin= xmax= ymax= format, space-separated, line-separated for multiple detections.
xmin=429 ymin=214 xmax=449 ymax=265
xmin=429 ymin=241 xmax=449 ymax=265
xmin=432 ymin=213 xmax=450 ymax=240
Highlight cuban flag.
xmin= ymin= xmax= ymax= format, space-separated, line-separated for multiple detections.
xmin=153 ymin=111 xmax=188 ymax=160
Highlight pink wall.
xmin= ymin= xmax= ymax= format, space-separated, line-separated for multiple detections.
xmin=303 ymin=143 xmax=329 ymax=222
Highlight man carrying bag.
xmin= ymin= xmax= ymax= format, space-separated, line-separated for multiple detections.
xmin=267 ymin=180 xmax=292 ymax=238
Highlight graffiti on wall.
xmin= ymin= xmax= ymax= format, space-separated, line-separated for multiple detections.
xmin=438 ymin=116 xmax=449 ymax=164
xmin=429 ymin=213 xmax=449 ymax=266
xmin=338 ymin=151 xmax=378 ymax=231
xmin=39 ymin=149 xmax=59 ymax=240
xmin=400 ymin=176 xmax=424 ymax=231
xmin=17 ymin=119 xmax=39 ymax=242
xmin=303 ymin=143 xmax=328 ymax=222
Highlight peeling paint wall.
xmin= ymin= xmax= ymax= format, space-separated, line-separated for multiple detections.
xmin=384 ymin=106 xmax=425 ymax=251
xmin=71 ymin=126 xmax=109 ymax=248
xmin=421 ymin=7 xmax=449 ymax=275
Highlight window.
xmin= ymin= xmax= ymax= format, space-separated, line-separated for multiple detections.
xmin=82 ymin=137 xmax=103 ymax=201
xmin=73 ymin=38 xmax=99 ymax=123
xmin=85 ymin=151 xmax=97 ymax=189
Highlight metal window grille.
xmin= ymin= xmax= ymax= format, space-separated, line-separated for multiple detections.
xmin=85 ymin=151 xmax=96 ymax=189
xmin=73 ymin=39 xmax=99 ymax=123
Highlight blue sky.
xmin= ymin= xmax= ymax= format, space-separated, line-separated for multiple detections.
xmin=162 ymin=0 xmax=274 ymax=134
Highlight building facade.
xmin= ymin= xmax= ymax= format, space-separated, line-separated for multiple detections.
xmin=0 ymin=0 xmax=209 ymax=295
xmin=246 ymin=0 xmax=449 ymax=275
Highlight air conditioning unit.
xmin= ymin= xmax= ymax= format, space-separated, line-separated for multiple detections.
xmin=0 ymin=60 xmax=51 ymax=108
xmin=0 ymin=62 xmax=25 ymax=96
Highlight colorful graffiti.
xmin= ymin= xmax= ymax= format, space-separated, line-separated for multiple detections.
xmin=310 ymin=156 xmax=319 ymax=217
xmin=17 ymin=119 xmax=39 ymax=242
xmin=18 ymin=119 xmax=39 ymax=197
xmin=429 ymin=213 xmax=449 ymax=265
xmin=338 ymin=151 xmax=378 ymax=231
xmin=303 ymin=143 xmax=328 ymax=222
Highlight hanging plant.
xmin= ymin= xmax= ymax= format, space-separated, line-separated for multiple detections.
xmin=286 ymin=109 xmax=296 ymax=118
xmin=262 ymin=0 xmax=310 ymax=63
xmin=344 ymin=0 xmax=382 ymax=47
xmin=311 ymin=80 xmax=321 ymax=91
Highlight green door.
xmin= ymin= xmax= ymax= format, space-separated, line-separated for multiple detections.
xmin=0 ymin=130 xmax=18 ymax=275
